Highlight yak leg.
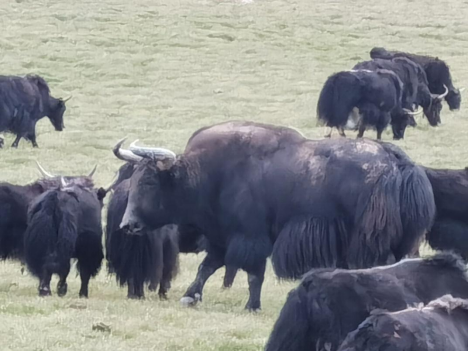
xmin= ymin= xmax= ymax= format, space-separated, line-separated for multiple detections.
xmin=180 ymin=250 xmax=224 ymax=307
xmin=222 ymin=266 xmax=238 ymax=289
xmin=57 ymin=262 xmax=71 ymax=297
xmin=11 ymin=135 xmax=22 ymax=148
xmin=245 ymin=261 xmax=266 ymax=312
xmin=0 ymin=134 xmax=4 ymax=148
xmin=39 ymin=268 xmax=52 ymax=296
xmin=28 ymin=133 xmax=38 ymax=148
xmin=79 ymin=270 xmax=91 ymax=298
xmin=159 ymin=235 xmax=178 ymax=300
xmin=357 ymin=123 xmax=366 ymax=138
xmin=338 ymin=126 xmax=346 ymax=137
xmin=324 ymin=127 xmax=333 ymax=138
xmin=127 ymin=279 xmax=145 ymax=299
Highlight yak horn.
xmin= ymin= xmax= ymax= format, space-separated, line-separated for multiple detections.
xmin=432 ymin=85 xmax=449 ymax=101
xmin=62 ymin=95 xmax=72 ymax=102
xmin=103 ymin=170 xmax=120 ymax=193
xmin=403 ymin=107 xmax=423 ymax=116
xmin=129 ymin=139 xmax=177 ymax=160
xmin=61 ymin=176 xmax=68 ymax=188
xmin=113 ymin=138 xmax=143 ymax=163
xmin=459 ymin=88 xmax=466 ymax=93
xmin=88 ymin=164 xmax=97 ymax=178
xmin=35 ymin=161 xmax=55 ymax=178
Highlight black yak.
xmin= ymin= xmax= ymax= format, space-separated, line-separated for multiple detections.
xmin=0 ymin=75 xmax=71 ymax=148
xmin=317 ymin=69 xmax=414 ymax=140
xmin=106 ymin=177 xmax=179 ymax=299
xmin=338 ymin=295 xmax=468 ymax=351
xmin=24 ymin=178 xmax=103 ymax=297
xmin=265 ymin=253 xmax=468 ymax=351
xmin=370 ymin=47 xmax=463 ymax=112
xmin=0 ymin=162 xmax=97 ymax=265
xmin=423 ymin=167 xmax=468 ymax=258
xmin=353 ymin=57 xmax=446 ymax=131
xmin=118 ymin=121 xmax=435 ymax=311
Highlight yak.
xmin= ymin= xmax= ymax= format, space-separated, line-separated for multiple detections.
xmin=317 ymin=69 xmax=416 ymax=140
xmin=117 ymin=120 xmax=435 ymax=311
xmin=106 ymin=177 xmax=179 ymax=299
xmin=353 ymin=57 xmax=447 ymax=130
xmin=0 ymin=162 xmax=97 ymax=265
xmin=423 ymin=166 xmax=468 ymax=258
xmin=0 ymin=75 xmax=71 ymax=148
xmin=24 ymin=179 xmax=103 ymax=297
xmin=370 ymin=47 xmax=462 ymax=112
xmin=338 ymin=295 xmax=468 ymax=351
xmin=265 ymin=253 xmax=468 ymax=351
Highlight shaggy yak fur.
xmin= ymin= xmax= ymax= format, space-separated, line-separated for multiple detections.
xmin=24 ymin=183 xmax=103 ymax=297
xmin=0 ymin=75 xmax=68 ymax=148
xmin=424 ymin=167 xmax=468 ymax=258
xmin=353 ymin=58 xmax=442 ymax=130
xmin=265 ymin=253 xmax=468 ymax=351
xmin=338 ymin=294 xmax=468 ymax=351
xmin=317 ymin=69 xmax=407 ymax=140
xmin=118 ymin=120 xmax=435 ymax=311
xmin=0 ymin=176 xmax=95 ymax=264
xmin=370 ymin=47 xmax=462 ymax=112
xmin=106 ymin=178 xmax=179 ymax=299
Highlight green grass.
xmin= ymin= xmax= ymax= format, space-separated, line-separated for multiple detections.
xmin=0 ymin=0 xmax=467 ymax=349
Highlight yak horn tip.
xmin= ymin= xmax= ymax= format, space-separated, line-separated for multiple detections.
xmin=62 ymin=95 xmax=72 ymax=102
xmin=129 ymin=139 xmax=140 ymax=148
xmin=61 ymin=176 xmax=67 ymax=188
xmin=35 ymin=160 xmax=54 ymax=178
xmin=459 ymin=87 xmax=466 ymax=93
xmin=88 ymin=164 xmax=98 ymax=178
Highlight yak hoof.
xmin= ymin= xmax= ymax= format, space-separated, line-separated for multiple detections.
xmin=180 ymin=293 xmax=201 ymax=307
xmin=247 ymin=307 xmax=261 ymax=313
xmin=39 ymin=288 xmax=51 ymax=297
xmin=57 ymin=283 xmax=68 ymax=297
xmin=159 ymin=293 xmax=168 ymax=300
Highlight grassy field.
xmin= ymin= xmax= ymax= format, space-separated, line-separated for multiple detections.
xmin=0 ymin=0 xmax=468 ymax=349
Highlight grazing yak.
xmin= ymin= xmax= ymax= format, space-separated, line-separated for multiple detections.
xmin=353 ymin=58 xmax=447 ymax=130
xmin=0 ymin=162 xmax=97 ymax=265
xmin=118 ymin=121 xmax=435 ymax=311
xmin=24 ymin=179 xmax=103 ymax=297
xmin=423 ymin=167 xmax=468 ymax=258
xmin=0 ymin=75 xmax=71 ymax=148
xmin=370 ymin=47 xmax=463 ymax=113
xmin=106 ymin=175 xmax=179 ymax=299
xmin=265 ymin=253 xmax=468 ymax=351
xmin=317 ymin=69 xmax=417 ymax=140
xmin=339 ymin=295 xmax=468 ymax=351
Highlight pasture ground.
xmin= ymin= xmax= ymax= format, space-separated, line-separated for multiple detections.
xmin=1 ymin=0 xmax=467 ymax=349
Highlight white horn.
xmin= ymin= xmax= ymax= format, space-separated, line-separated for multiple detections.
xmin=129 ymin=139 xmax=176 ymax=160
xmin=433 ymin=85 xmax=449 ymax=101
xmin=459 ymin=88 xmax=466 ymax=93
xmin=35 ymin=161 xmax=54 ymax=178
xmin=62 ymin=95 xmax=72 ymax=102
xmin=88 ymin=165 xmax=97 ymax=178
xmin=112 ymin=138 xmax=143 ymax=163
xmin=61 ymin=176 xmax=67 ymax=188
xmin=403 ymin=107 xmax=423 ymax=116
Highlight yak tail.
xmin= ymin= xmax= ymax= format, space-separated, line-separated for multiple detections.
xmin=317 ymin=72 xmax=362 ymax=127
xmin=265 ymin=286 xmax=312 ymax=351
xmin=271 ymin=217 xmax=348 ymax=279
xmin=24 ymin=192 xmax=77 ymax=277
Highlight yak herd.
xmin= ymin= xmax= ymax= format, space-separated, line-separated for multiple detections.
xmin=1 ymin=47 xmax=468 ymax=350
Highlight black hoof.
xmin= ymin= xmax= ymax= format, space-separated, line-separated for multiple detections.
xmin=39 ymin=288 xmax=51 ymax=297
xmin=57 ymin=283 xmax=68 ymax=297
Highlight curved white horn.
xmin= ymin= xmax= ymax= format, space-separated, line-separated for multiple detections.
xmin=403 ymin=107 xmax=423 ymax=116
xmin=112 ymin=138 xmax=143 ymax=163
xmin=88 ymin=164 xmax=97 ymax=178
xmin=129 ymin=139 xmax=176 ymax=160
xmin=35 ymin=161 xmax=54 ymax=178
xmin=61 ymin=176 xmax=67 ymax=188
xmin=433 ymin=85 xmax=449 ymax=101
xmin=62 ymin=95 xmax=72 ymax=102
xmin=459 ymin=88 xmax=466 ymax=93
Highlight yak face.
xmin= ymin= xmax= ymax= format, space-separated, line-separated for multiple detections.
xmin=391 ymin=112 xmax=416 ymax=140
xmin=446 ymin=89 xmax=462 ymax=111
xmin=47 ymin=97 xmax=66 ymax=131
xmin=424 ymin=98 xmax=443 ymax=126
xmin=120 ymin=160 xmax=172 ymax=234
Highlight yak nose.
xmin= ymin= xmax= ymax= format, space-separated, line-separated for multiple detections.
xmin=120 ymin=210 xmax=142 ymax=234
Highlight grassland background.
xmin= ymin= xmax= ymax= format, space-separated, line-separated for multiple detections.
xmin=0 ymin=0 xmax=467 ymax=350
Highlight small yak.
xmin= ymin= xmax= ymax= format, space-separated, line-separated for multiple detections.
xmin=265 ymin=253 xmax=468 ymax=351
xmin=118 ymin=121 xmax=435 ymax=311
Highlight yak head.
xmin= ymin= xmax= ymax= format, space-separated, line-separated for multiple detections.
xmin=111 ymin=138 xmax=178 ymax=234
xmin=392 ymin=108 xmax=420 ymax=140
xmin=446 ymin=89 xmax=462 ymax=111
xmin=47 ymin=95 xmax=71 ymax=131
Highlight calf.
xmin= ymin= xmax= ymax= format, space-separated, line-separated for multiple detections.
xmin=24 ymin=179 xmax=103 ymax=297
xmin=339 ymin=295 xmax=468 ymax=351
xmin=265 ymin=253 xmax=468 ymax=351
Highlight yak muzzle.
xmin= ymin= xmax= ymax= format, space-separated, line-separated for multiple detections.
xmin=120 ymin=211 xmax=144 ymax=235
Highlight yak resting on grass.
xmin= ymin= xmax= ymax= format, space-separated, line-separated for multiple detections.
xmin=265 ymin=253 xmax=468 ymax=351
xmin=106 ymin=175 xmax=179 ymax=299
xmin=317 ymin=69 xmax=417 ymax=140
xmin=423 ymin=166 xmax=468 ymax=258
xmin=0 ymin=162 xmax=97 ymax=267
xmin=338 ymin=295 xmax=468 ymax=351
xmin=370 ymin=47 xmax=464 ymax=112
xmin=117 ymin=120 xmax=435 ymax=311
xmin=0 ymin=75 xmax=71 ymax=148
xmin=24 ymin=178 xmax=103 ymax=297
xmin=353 ymin=57 xmax=448 ymax=130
